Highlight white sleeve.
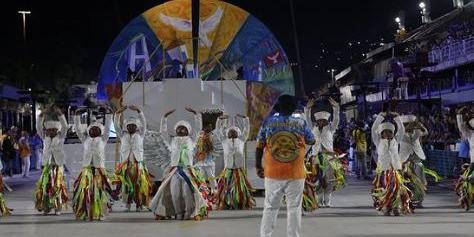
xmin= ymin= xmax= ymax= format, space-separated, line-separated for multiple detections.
xmin=58 ymin=114 xmax=68 ymax=139
xmin=193 ymin=113 xmax=203 ymax=140
xmin=330 ymin=105 xmax=340 ymax=132
xmin=36 ymin=115 xmax=45 ymax=139
xmin=304 ymin=106 xmax=313 ymax=128
xmin=73 ymin=115 xmax=86 ymax=143
xmin=102 ymin=114 xmax=113 ymax=142
xmin=114 ymin=113 xmax=123 ymax=138
xmin=239 ymin=116 xmax=250 ymax=141
xmin=395 ymin=116 xmax=405 ymax=142
xmin=215 ymin=117 xmax=227 ymax=140
xmin=457 ymin=114 xmax=472 ymax=139
xmin=160 ymin=115 xmax=171 ymax=145
xmin=138 ymin=111 xmax=146 ymax=136
xmin=371 ymin=114 xmax=384 ymax=145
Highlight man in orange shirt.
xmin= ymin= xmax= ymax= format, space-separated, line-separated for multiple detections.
xmin=256 ymin=95 xmax=315 ymax=237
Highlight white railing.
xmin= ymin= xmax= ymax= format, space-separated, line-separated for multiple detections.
xmin=429 ymin=36 xmax=474 ymax=63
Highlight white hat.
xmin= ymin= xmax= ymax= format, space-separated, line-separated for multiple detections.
xmin=174 ymin=120 xmax=192 ymax=133
xmin=400 ymin=115 xmax=417 ymax=123
xmin=87 ymin=122 xmax=105 ymax=136
xmin=124 ymin=117 xmax=141 ymax=128
xmin=226 ymin=126 xmax=241 ymax=137
xmin=44 ymin=121 xmax=62 ymax=130
xmin=377 ymin=122 xmax=395 ymax=134
xmin=313 ymin=111 xmax=331 ymax=121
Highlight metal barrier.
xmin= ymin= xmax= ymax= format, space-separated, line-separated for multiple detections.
xmin=429 ymin=37 xmax=474 ymax=64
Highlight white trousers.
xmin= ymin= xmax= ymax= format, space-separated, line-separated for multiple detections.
xmin=22 ymin=156 xmax=31 ymax=177
xmin=260 ymin=178 xmax=305 ymax=237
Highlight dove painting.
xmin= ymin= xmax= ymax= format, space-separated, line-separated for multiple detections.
xmin=159 ymin=7 xmax=224 ymax=48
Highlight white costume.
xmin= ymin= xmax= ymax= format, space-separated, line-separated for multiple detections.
xmin=371 ymin=115 xmax=404 ymax=171
xmin=149 ymin=115 xmax=208 ymax=220
xmin=399 ymin=115 xmax=428 ymax=163
xmin=214 ymin=116 xmax=255 ymax=210
xmin=34 ymin=114 xmax=69 ymax=214
xmin=114 ymin=111 xmax=153 ymax=210
xmin=216 ymin=116 xmax=250 ymax=170
xmin=304 ymin=103 xmax=342 ymax=207
xmin=399 ymin=115 xmax=432 ymax=205
xmin=115 ymin=112 xmax=146 ymax=163
xmin=72 ymin=114 xmax=113 ymax=221
xmin=37 ymin=115 xmax=68 ymax=166
xmin=371 ymin=113 xmax=412 ymax=215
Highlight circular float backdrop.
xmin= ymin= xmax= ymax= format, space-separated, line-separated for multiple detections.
xmin=97 ymin=0 xmax=294 ymax=100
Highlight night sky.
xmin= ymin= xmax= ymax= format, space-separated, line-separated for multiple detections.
xmin=0 ymin=0 xmax=459 ymax=95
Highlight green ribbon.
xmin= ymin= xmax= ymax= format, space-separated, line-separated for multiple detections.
xmin=178 ymin=145 xmax=189 ymax=167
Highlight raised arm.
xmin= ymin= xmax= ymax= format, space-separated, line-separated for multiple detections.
xmin=73 ymin=114 xmax=87 ymax=143
xmin=102 ymin=114 xmax=113 ymax=142
xmin=161 ymin=109 xmax=175 ymax=145
xmin=128 ymin=105 xmax=146 ymax=136
xmin=371 ymin=113 xmax=384 ymax=145
xmin=236 ymin=115 xmax=250 ymax=141
xmin=138 ymin=111 xmax=146 ymax=136
xmin=58 ymin=114 xmax=68 ymax=139
xmin=36 ymin=114 xmax=45 ymax=139
xmin=394 ymin=115 xmax=405 ymax=142
xmin=304 ymin=100 xmax=314 ymax=128
xmin=193 ymin=112 xmax=202 ymax=140
xmin=330 ymin=104 xmax=340 ymax=132
xmin=417 ymin=122 xmax=429 ymax=138
xmin=457 ymin=114 xmax=472 ymax=139
xmin=113 ymin=111 xmax=124 ymax=138
xmin=215 ymin=115 xmax=229 ymax=140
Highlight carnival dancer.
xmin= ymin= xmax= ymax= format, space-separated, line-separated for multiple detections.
xmin=149 ymin=108 xmax=208 ymax=221
xmin=400 ymin=115 xmax=440 ymax=208
xmin=114 ymin=105 xmax=152 ymax=212
xmin=304 ymin=98 xmax=345 ymax=207
xmin=214 ymin=114 xmax=255 ymax=210
xmin=34 ymin=105 xmax=69 ymax=215
xmin=194 ymin=114 xmax=218 ymax=194
xmin=371 ymin=111 xmax=412 ymax=216
xmin=0 ymin=161 xmax=11 ymax=216
xmin=455 ymin=106 xmax=474 ymax=211
xmin=72 ymin=107 xmax=114 ymax=221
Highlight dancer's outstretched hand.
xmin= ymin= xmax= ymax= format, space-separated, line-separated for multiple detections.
xmin=307 ymin=98 xmax=316 ymax=108
xmin=328 ymin=98 xmax=338 ymax=107
xmin=457 ymin=106 xmax=467 ymax=114
xmin=129 ymin=105 xmax=140 ymax=113
xmin=164 ymin=110 xmax=175 ymax=117
xmin=116 ymin=106 xmax=127 ymax=114
xmin=53 ymin=105 xmax=63 ymax=115
xmin=185 ymin=107 xmax=197 ymax=115
xmin=75 ymin=108 xmax=87 ymax=115
xmin=389 ymin=111 xmax=400 ymax=117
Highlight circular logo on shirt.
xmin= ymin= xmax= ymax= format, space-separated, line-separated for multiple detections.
xmin=269 ymin=131 xmax=300 ymax=163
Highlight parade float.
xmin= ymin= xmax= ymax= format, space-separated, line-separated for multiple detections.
xmin=96 ymin=0 xmax=295 ymax=187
